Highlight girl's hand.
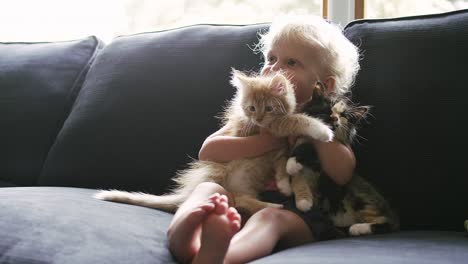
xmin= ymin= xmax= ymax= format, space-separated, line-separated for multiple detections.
xmin=288 ymin=136 xmax=298 ymax=146
xmin=259 ymin=127 xmax=287 ymax=149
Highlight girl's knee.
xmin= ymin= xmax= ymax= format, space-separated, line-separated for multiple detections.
xmin=254 ymin=207 xmax=294 ymax=226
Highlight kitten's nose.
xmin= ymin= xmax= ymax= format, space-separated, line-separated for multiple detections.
xmin=330 ymin=114 xmax=338 ymax=122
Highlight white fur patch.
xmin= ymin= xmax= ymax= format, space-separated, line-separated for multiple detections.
xmin=332 ymin=101 xmax=346 ymax=114
xmin=349 ymin=223 xmax=372 ymax=236
xmin=286 ymin=157 xmax=303 ymax=175
xmin=306 ymin=118 xmax=334 ymax=142
xmin=277 ymin=177 xmax=292 ymax=196
xmin=296 ymin=199 xmax=313 ymax=212
xmin=94 ymin=190 xmax=127 ymax=201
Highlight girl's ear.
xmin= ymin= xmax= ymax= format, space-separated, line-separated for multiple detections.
xmin=269 ymin=73 xmax=288 ymax=95
xmin=323 ymin=76 xmax=336 ymax=96
xmin=313 ymin=81 xmax=325 ymax=98
xmin=230 ymin=68 xmax=251 ymax=90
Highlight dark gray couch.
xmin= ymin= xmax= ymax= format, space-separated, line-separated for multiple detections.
xmin=1 ymin=10 xmax=467 ymax=264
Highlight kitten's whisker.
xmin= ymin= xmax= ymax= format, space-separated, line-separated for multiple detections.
xmin=273 ymin=97 xmax=287 ymax=114
xmin=353 ymin=134 xmax=368 ymax=146
xmin=244 ymin=121 xmax=253 ymax=136
xmin=241 ymin=120 xmax=250 ymax=137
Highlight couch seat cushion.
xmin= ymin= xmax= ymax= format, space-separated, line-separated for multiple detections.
xmin=253 ymin=230 xmax=468 ymax=264
xmin=0 ymin=187 xmax=176 ymax=264
xmin=1 ymin=187 xmax=467 ymax=263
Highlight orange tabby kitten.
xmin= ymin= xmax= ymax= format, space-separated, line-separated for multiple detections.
xmin=94 ymin=69 xmax=333 ymax=215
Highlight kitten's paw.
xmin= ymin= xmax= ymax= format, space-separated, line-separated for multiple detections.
xmin=311 ymin=125 xmax=334 ymax=142
xmin=296 ymin=198 xmax=313 ymax=212
xmin=286 ymin=157 xmax=303 ymax=175
xmin=277 ymin=178 xmax=292 ymax=196
xmin=349 ymin=223 xmax=372 ymax=236
xmin=266 ymin=202 xmax=284 ymax=209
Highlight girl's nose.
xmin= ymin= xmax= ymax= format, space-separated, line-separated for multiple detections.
xmin=271 ymin=62 xmax=282 ymax=72
xmin=262 ymin=62 xmax=282 ymax=75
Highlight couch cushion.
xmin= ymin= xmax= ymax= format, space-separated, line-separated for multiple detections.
xmin=252 ymin=231 xmax=468 ymax=264
xmin=0 ymin=187 xmax=176 ymax=264
xmin=39 ymin=24 xmax=267 ymax=193
xmin=0 ymin=37 xmax=103 ymax=186
xmin=344 ymin=10 xmax=468 ymax=231
xmin=1 ymin=187 xmax=466 ymax=264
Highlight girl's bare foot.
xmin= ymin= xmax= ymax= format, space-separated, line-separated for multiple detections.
xmin=167 ymin=193 xmax=223 ymax=263
xmin=192 ymin=200 xmax=242 ymax=264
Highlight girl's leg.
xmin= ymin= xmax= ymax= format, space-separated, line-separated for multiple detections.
xmin=224 ymin=207 xmax=314 ymax=264
xmin=167 ymin=182 xmax=232 ymax=263
xmin=192 ymin=206 xmax=241 ymax=264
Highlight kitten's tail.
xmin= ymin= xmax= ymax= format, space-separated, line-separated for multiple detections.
xmin=94 ymin=190 xmax=186 ymax=213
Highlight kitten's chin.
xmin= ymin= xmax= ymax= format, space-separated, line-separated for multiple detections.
xmin=257 ymin=121 xmax=272 ymax=128
xmin=249 ymin=119 xmax=262 ymax=127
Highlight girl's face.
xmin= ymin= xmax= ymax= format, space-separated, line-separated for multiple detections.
xmin=261 ymin=39 xmax=322 ymax=105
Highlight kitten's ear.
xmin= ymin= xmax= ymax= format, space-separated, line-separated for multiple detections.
xmin=230 ymin=68 xmax=251 ymax=90
xmin=352 ymin=106 xmax=371 ymax=123
xmin=269 ymin=73 xmax=288 ymax=95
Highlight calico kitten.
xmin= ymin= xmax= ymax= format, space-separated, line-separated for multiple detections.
xmin=281 ymin=84 xmax=399 ymax=236
xmin=94 ymin=70 xmax=333 ymax=216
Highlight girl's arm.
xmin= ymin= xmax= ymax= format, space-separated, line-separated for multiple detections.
xmin=311 ymin=139 xmax=356 ymax=185
xmin=199 ymin=126 xmax=285 ymax=163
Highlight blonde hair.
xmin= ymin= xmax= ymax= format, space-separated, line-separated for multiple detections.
xmin=255 ymin=15 xmax=360 ymax=96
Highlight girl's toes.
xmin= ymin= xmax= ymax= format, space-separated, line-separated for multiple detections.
xmin=212 ymin=194 xmax=229 ymax=215
xmin=214 ymin=199 xmax=229 ymax=215
xmin=227 ymin=207 xmax=241 ymax=222
xmin=198 ymin=201 xmax=216 ymax=212
xmin=218 ymin=194 xmax=228 ymax=203
xmin=208 ymin=193 xmax=221 ymax=202
xmin=230 ymin=219 xmax=241 ymax=233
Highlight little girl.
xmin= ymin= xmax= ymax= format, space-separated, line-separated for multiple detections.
xmin=167 ymin=15 xmax=360 ymax=264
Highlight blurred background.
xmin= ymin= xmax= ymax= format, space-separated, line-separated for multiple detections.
xmin=0 ymin=0 xmax=467 ymax=43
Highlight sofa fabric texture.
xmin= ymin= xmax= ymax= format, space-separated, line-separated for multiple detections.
xmin=344 ymin=10 xmax=468 ymax=232
xmin=0 ymin=187 xmax=175 ymax=264
xmin=0 ymin=37 xmax=103 ymax=186
xmin=1 ymin=10 xmax=468 ymax=264
xmin=39 ymin=24 xmax=268 ymax=193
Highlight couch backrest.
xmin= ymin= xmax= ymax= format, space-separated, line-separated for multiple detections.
xmin=4 ymin=10 xmax=467 ymax=231
xmin=344 ymin=9 xmax=468 ymax=231
xmin=39 ymin=24 xmax=268 ymax=193
xmin=0 ymin=37 xmax=102 ymax=186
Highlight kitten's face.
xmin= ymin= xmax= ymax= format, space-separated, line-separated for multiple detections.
xmin=303 ymin=87 xmax=369 ymax=143
xmin=230 ymin=70 xmax=296 ymax=128
xmin=330 ymin=100 xmax=369 ymax=144
xmin=242 ymin=88 xmax=285 ymax=127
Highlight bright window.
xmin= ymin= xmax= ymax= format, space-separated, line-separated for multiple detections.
xmin=365 ymin=0 xmax=468 ymax=19
xmin=0 ymin=0 xmax=322 ymax=43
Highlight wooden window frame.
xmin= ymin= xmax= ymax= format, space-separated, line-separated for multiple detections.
xmin=322 ymin=0 xmax=365 ymax=20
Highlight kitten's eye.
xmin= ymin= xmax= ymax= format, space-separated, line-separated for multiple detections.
xmin=265 ymin=105 xmax=273 ymax=112
xmin=287 ymin=59 xmax=297 ymax=67
xmin=248 ymin=106 xmax=256 ymax=112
